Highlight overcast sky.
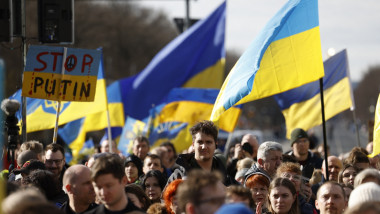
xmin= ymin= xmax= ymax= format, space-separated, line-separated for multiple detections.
xmin=134 ymin=0 xmax=380 ymax=82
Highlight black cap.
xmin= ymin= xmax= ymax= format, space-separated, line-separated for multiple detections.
xmin=290 ymin=128 xmax=308 ymax=146
xmin=125 ymin=155 xmax=143 ymax=176
xmin=14 ymin=159 xmax=45 ymax=175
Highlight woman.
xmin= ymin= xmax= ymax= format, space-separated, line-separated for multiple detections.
xmin=163 ymin=179 xmax=183 ymax=214
xmin=124 ymin=155 xmax=143 ymax=184
xmin=267 ymin=177 xmax=299 ymax=214
xmin=338 ymin=164 xmax=359 ymax=186
xmin=244 ymin=172 xmax=270 ymax=213
xmin=142 ymin=170 xmax=167 ymax=203
xmin=125 ymin=183 xmax=151 ymax=211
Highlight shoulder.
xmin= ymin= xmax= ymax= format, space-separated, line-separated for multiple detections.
xmin=82 ymin=204 xmax=105 ymax=214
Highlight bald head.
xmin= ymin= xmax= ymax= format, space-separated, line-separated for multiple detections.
xmin=241 ymin=134 xmax=259 ymax=159
xmin=322 ymin=156 xmax=343 ymax=181
xmin=63 ymin=165 xmax=91 ymax=187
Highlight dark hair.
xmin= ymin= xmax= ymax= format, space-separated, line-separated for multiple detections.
xmin=226 ymin=185 xmax=255 ymax=208
xmin=189 ymin=120 xmax=218 ymax=143
xmin=125 ymin=154 xmax=144 ymax=177
xmin=125 ymin=183 xmax=151 ymax=211
xmin=22 ymin=169 xmax=60 ymax=200
xmin=142 ymin=170 xmax=167 ymax=191
xmin=160 ymin=142 xmax=177 ymax=158
xmin=338 ymin=164 xmax=359 ymax=184
xmin=134 ymin=136 xmax=150 ymax=146
xmin=91 ymin=153 xmax=125 ymax=181
xmin=45 ymin=143 xmax=65 ymax=156
xmin=268 ymin=178 xmax=299 ymax=214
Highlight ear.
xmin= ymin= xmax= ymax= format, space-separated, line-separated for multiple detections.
xmin=121 ymin=176 xmax=128 ymax=186
xmin=257 ymin=158 xmax=264 ymax=167
xmin=315 ymin=199 xmax=320 ymax=210
xmin=186 ymin=203 xmax=195 ymax=214
xmin=65 ymin=184 xmax=71 ymax=193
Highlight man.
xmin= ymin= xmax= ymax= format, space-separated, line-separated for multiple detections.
xmin=245 ymin=141 xmax=283 ymax=181
xmin=19 ymin=140 xmax=44 ymax=161
xmin=61 ymin=165 xmax=97 ymax=214
xmin=160 ymin=142 xmax=179 ymax=171
xmin=286 ymin=128 xmax=323 ymax=179
xmin=132 ymin=136 xmax=150 ymax=161
xmin=170 ymin=120 xmax=234 ymax=185
xmin=143 ymin=154 xmax=164 ymax=174
xmin=99 ymin=139 xmax=118 ymax=154
xmin=177 ymin=169 xmax=226 ymax=214
xmin=315 ymin=182 xmax=347 ymax=214
xmin=241 ymin=134 xmax=259 ymax=160
xmin=124 ymin=155 xmax=143 ymax=184
xmin=84 ymin=153 xmax=142 ymax=213
xmin=44 ymin=143 xmax=66 ymax=186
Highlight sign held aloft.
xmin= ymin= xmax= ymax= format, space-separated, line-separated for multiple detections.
xmin=22 ymin=46 xmax=101 ymax=101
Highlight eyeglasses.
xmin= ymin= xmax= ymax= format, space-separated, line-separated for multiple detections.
xmin=45 ymin=159 xmax=64 ymax=165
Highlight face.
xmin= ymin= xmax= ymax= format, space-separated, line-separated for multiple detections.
xmin=144 ymin=176 xmax=162 ymax=202
xmin=315 ymin=184 xmax=346 ymax=214
xmin=269 ymin=186 xmax=296 ymax=214
xmin=241 ymin=135 xmax=259 ymax=158
xmin=100 ymin=140 xmax=118 ymax=153
xmin=44 ymin=150 xmax=65 ymax=178
xmin=292 ymin=138 xmax=309 ymax=157
xmin=164 ymin=145 xmax=175 ymax=162
xmin=126 ymin=193 xmax=143 ymax=209
xmin=133 ymin=140 xmax=149 ymax=160
xmin=323 ymin=157 xmax=342 ymax=181
xmin=193 ymin=132 xmax=216 ymax=162
xmin=281 ymin=172 xmax=302 ymax=192
xmin=249 ymin=183 xmax=268 ymax=205
xmin=143 ymin=157 xmax=162 ymax=174
xmin=342 ymin=167 xmax=357 ymax=186
xmin=192 ymin=181 xmax=226 ymax=214
xmin=71 ymin=167 xmax=96 ymax=204
xmin=93 ymin=174 xmax=126 ymax=208
xmin=261 ymin=150 xmax=283 ymax=177
xmin=125 ymin=162 xmax=138 ymax=180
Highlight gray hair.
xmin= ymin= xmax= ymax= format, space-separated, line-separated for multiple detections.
xmin=354 ymin=168 xmax=380 ymax=188
xmin=257 ymin=141 xmax=283 ymax=160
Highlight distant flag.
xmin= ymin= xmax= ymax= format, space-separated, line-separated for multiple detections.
xmin=211 ymin=0 xmax=324 ymax=122
xmin=274 ymin=49 xmax=353 ymax=138
xmin=369 ymin=93 xmax=380 ymax=158
xmin=117 ymin=116 xmax=146 ymax=157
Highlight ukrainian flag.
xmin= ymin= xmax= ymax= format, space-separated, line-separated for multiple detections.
xmin=274 ymin=49 xmax=353 ymax=138
xmin=211 ymin=0 xmax=324 ymax=122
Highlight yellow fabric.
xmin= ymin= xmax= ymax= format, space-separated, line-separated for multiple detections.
xmin=183 ymin=58 xmax=225 ymax=89
xmin=369 ymin=93 xmax=380 ymax=158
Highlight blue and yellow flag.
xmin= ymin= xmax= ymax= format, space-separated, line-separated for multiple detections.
xmin=274 ymin=49 xmax=353 ymax=138
xmin=211 ymin=0 xmax=324 ymax=122
xmin=121 ymin=1 xmax=226 ymax=120
xmin=12 ymin=56 xmax=107 ymax=133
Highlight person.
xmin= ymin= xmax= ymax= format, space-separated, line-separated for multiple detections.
xmin=13 ymin=159 xmax=46 ymax=183
xmin=99 ymin=139 xmax=118 ymax=154
xmin=124 ymin=154 xmax=143 ymax=184
xmin=44 ymin=143 xmax=67 ymax=186
xmin=133 ymin=136 xmax=150 ymax=161
xmin=141 ymin=170 xmax=167 ymax=203
xmin=245 ymin=141 xmax=283 ymax=180
xmin=19 ymin=140 xmax=44 ymax=161
xmin=160 ymin=142 xmax=181 ymax=174
xmin=348 ymin=182 xmax=380 ymax=208
xmin=311 ymin=156 xmax=343 ymax=197
xmin=338 ymin=164 xmax=359 ymax=186
xmin=61 ymin=165 xmax=97 ymax=214
xmin=344 ymin=147 xmax=370 ymax=171
xmin=163 ymin=179 xmax=183 ymax=214
xmin=286 ymin=128 xmax=323 ymax=180
xmin=225 ymin=185 xmax=254 ymax=209
xmin=169 ymin=120 xmax=235 ymax=186
xmin=353 ymin=168 xmax=380 ymax=187
xmin=267 ymin=177 xmax=300 ymax=214
xmin=315 ymin=182 xmax=346 ymax=214
xmin=344 ymin=201 xmax=380 ymax=214
xmin=143 ymin=154 xmax=165 ymax=174
xmin=244 ymin=173 xmax=270 ymax=213
xmin=241 ymin=134 xmax=260 ymax=160
xmin=147 ymin=203 xmax=169 ymax=214
xmin=276 ymin=162 xmax=315 ymax=214
xmin=216 ymin=203 xmax=253 ymax=214
xmin=125 ymin=183 xmax=152 ymax=211
xmin=84 ymin=153 xmax=142 ymax=213
xmin=176 ymin=169 xmax=226 ymax=214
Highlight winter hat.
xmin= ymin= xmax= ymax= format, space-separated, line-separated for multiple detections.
xmin=290 ymin=128 xmax=308 ymax=146
xmin=235 ymin=168 xmax=249 ymax=181
xmin=215 ymin=203 xmax=253 ymax=214
xmin=125 ymin=154 xmax=143 ymax=176
xmin=348 ymin=182 xmax=380 ymax=208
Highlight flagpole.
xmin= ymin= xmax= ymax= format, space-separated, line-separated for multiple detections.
xmin=53 ymin=47 xmax=68 ymax=144
xmin=319 ymin=78 xmax=329 ymax=181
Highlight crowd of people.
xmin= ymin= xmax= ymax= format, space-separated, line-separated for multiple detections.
xmin=1 ymin=120 xmax=380 ymax=214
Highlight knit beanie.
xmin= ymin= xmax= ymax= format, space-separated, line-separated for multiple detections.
xmin=348 ymin=182 xmax=380 ymax=208
xmin=290 ymin=128 xmax=308 ymax=146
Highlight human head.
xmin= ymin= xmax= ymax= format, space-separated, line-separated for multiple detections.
xmin=225 ymin=185 xmax=254 ymax=208
xmin=344 ymin=201 xmax=380 ymax=214
xmin=14 ymin=159 xmax=45 ymax=181
xmin=163 ymin=179 xmax=183 ymax=214
xmin=90 ymin=153 xmax=127 ymax=208
xmin=133 ymin=136 xmax=150 ymax=161
xmin=177 ymin=169 xmax=226 ymax=214
xmin=268 ymin=177 xmax=299 ymax=214
xmin=19 ymin=140 xmax=44 ymax=161
xmin=142 ymin=170 xmax=167 ymax=203
xmin=241 ymin=134 xmax=259 ymax=159
xmin=338 ymin=164 xmax=359 ymax=186
xmin=353 ymin=168 xmax=380 ymax=188
xmin=322 ymin=156 xmax=343 ymax=181
xmin=21 ymin=169 xmax=61 ymax=200
xmin=160 ymin=141 xmax=177 ymax=163
xmin=44 ymin=143 xmax=66 ymax=179
xmin=124 ymin=154 xmax=143 ymax=182
xmin=348 ymin=182 xmax=380 ymax=208
xmin=125 ymin=183 xmax=151 ymax=211
xmin=100 ymin=139 xmax=118 ymax=153
xmin=63 ymin=165 xmax=95 ymax=208
xmin=244 ymin=173 xmax=270 ymax=206
xmin=315 ymin=181 xmax=346 ymax=214
xmin=17 ymin=150 xmax=38 ymax=168
xmin=143 ymin=154 xmax=164 ymax=174
xmin=344 ymin=147 xmax=370 ymax=171
xmin=290 ymin=128 xmax=309 ymax=159
xmin=151 ymin=146 xmax=170 ymax=169
xmin=190 ymin=121 xmax=218 ymax=163
xmin=257 ymin=141 xmax=283 ymax=177
xmin=276 ymin=162 xmax=302 ymax=192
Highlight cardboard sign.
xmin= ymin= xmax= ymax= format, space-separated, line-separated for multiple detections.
xmin=22 ymin=46 xmax=101 ymax=101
